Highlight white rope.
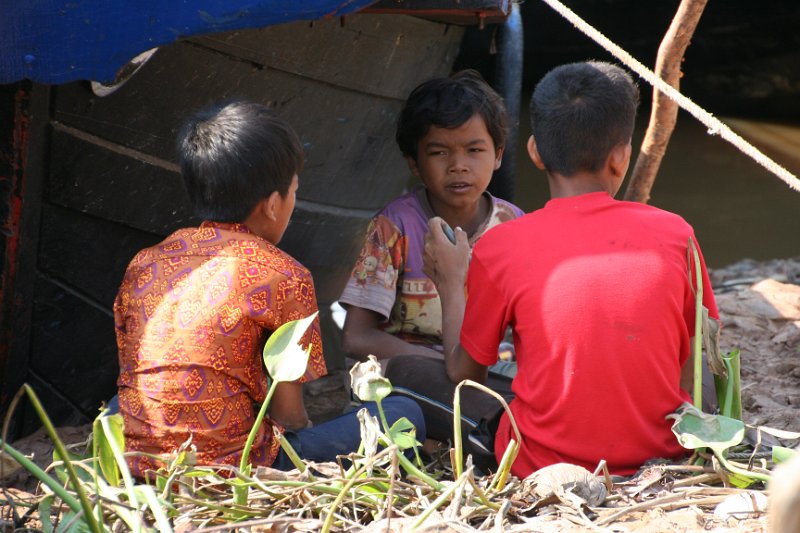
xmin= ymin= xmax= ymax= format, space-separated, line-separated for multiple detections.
xmin=538 ymin=0 xmax=800 ymax=193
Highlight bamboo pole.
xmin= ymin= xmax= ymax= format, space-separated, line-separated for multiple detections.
xmin=624 ymin=0 xmax=708 ymax=204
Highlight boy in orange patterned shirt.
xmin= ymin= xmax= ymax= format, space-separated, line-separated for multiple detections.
xmin=114 ymin=102 xmax=424 ymax=477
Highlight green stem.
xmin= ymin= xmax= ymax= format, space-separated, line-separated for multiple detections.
xmin=376 ymin=398 xmax=423 ymax=469
xmin=223 ymin=479 xmax=344 ymax=496
xmin=23 ymin=384 xmax=103 ymax=533
xmin=377 ymin=435 xmax=443 ymax=490
xmin=99 ymin=416 xmax=143 ymax=532
xmin=273 ymin=426 xmax=314 ymax=481
xmin=239 ymin=380 xmax=279 ymax=472
xmin=412 ymin=469 xmax=470 ymax=529
xmin=321 ymin=461 xmax=372 ymax=533
xmin=722 ymin=356 xmax=734 ymax=418
xmin=180 ymin=495 xmax=257 ymax=517
xmin=453 ymin=382 xmax=465 ymax=479
xmin=492 ymin=439 xmax=518 ymax=492
xmin=689 ymin=238 xmax=703 ymax=410
xmin=91 ymin=418 xmax=104 ymax=526
xmin=715 ymin=451 xmax=770 ymax=482
xmin=375 ymin=399 xmax=391 ymax=436
xmin=467 ymin=475 xmax=500 ymax=511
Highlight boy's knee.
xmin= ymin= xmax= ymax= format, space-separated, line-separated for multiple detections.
xmin=384 ymin=355 xmax=415 ymax=381
xmin=385 ymin=354 xmax=445 ymax=387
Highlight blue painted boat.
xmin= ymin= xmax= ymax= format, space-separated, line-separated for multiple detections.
xmin=1 ymin=1 xmax=378 ymax=85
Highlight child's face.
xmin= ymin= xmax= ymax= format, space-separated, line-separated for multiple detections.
xmin=408 ymin=114 xmax=503 ymax=216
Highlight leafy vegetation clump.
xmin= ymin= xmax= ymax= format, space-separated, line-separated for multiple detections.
xmin=2 ymin=313 xmax=797 ymax=532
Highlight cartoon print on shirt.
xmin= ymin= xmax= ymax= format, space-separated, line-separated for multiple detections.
xmin=356 ymin=255 xmax=379 ymax=286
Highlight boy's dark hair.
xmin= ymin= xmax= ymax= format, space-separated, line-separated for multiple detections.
xmin=396 ymin=70 xmax=508 ymax=160
xmin=177 ymin=101 xmax=304 ymax=222
xmin=530 ymin=61 xmax=640 ymax=176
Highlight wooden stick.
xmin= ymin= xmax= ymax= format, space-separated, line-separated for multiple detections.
xmin=624 ymin=0 xmax=709 ymax=203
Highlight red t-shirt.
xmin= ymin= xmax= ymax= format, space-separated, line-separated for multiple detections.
xmin=461 ymin=192 xmax=718 ymax=477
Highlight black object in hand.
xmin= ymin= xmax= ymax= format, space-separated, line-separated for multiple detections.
xmin=441 ymin=221 xmax=456 ymax=244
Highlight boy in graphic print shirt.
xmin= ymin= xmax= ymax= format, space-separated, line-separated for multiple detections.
xmin=339 ymin=71 xmax=523 ymax=360
xmin=115 ymin=102 xmax=424 ymax=478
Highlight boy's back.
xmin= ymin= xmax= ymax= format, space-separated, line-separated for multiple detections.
xmin=415 ymin=61 xmax=720 ymax=477
xmin=462 ymin=192 xmax=717 ymax=475
xmin=115 ymin=101 xmax=426 ymax=477
xmin=115 ymin=220 xmax=325 ymax=476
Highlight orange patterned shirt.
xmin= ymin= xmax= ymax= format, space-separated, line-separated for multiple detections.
xmin=114 ymin=221 xmax=326 ymax=477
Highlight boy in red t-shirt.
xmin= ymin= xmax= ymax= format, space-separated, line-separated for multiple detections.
xmin=412 ymin=61 xmax=719 ymax=477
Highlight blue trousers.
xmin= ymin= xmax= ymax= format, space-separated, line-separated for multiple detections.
xmin=106 ymin=395 xmax=425 ymax=470
xmin=271 ymin=396 xmax=425 ymax=470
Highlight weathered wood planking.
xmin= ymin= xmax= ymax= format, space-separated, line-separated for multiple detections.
xmin=17 ymin=374 xmax=95 ymax=436
xmin=38 ymin=204 xmax=163 ymax=306
xmin=54 ymin=60 xmax=407 ymax=211
xmin=46 ymin=127 xmax=370 ymax=303
xmin=28 ymin=277 xmax=118 ymax=423
xmin=8 ymin=14 xmax=463 ymax=432
xmin=53 ymin=42 xmax=406 ymax=210
xmin=53 ymin=16 xmax=463 ymax=211
xmin=47 ymin=128 xmax=196 ymax=233
xmin=190 ymin=15 xmax=463 ymax=101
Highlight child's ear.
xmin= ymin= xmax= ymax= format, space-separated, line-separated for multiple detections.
xmin=264 ymin=191 xmax=282 ymax=221
xmin=609 ymin=142 xmax=633 ymax=179
xmin=527 ymin=136 xmax=546 ymax=170
xmin=405 ymin=156 xmax=421 ymax=178
xmin=494 ymin=145 xmax=505 ymax=170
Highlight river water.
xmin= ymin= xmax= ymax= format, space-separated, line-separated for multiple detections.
xmin=513 ymin=111 xmax=800 ymax=269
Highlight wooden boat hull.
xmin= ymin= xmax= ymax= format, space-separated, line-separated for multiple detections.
xmin=2 ymin=14 xmax=463 ymax=433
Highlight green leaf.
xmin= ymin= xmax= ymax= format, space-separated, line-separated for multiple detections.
xmin=134 ymin=485 xmax=174 ymax=532
xmin=773 ymin=446 xmax=798 ymax=464
xmin=350 ymin=355 xmax=392 ymax=402
xmin=52 ymin=450 xmax=94 ymax=485
xmin=388 ymin=417 xmax=418 ymax=450
xmin=669 ymin=402 xmax=745 ymax=455
xmin=40 ymin=495 xmax=55 ymax=533
xmin=54 ymin=514 xmax=94 ymax=533
xmin=93 ymin=411 xmax=124 ymax=487
xmin=263 ymin=312 xmax=318 ymax=382
xmin=726 ymin=471 xmax=756 ymax=488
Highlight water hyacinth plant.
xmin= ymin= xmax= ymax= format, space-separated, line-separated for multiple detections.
xmin=2 ymin=312 xmax=798 ymax=531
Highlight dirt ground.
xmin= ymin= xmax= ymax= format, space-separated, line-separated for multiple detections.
xmin=710 ymin=256 xmax=800 ymax=433
xmin=2 ymin=256 xmax=799 ymax=531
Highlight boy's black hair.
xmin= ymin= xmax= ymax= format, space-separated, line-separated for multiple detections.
xmin=177 ymin=101 xmax=304 ymax=222
xmin=530 ymin=61 xmax=640 ymax=177
xmin=396 ymin=70 xmax=508 ymax=160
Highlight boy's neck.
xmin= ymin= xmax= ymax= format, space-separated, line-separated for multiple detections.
xmin=547 ymin=172 xmax=619 ymax=200
xmin=426 ymin=189 xmax=490 ymax=237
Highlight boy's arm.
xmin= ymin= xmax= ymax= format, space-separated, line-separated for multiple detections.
xmin=423 ymin=218 xmax=488 ymax=384
xmin=269 ymin=381 xmax=311 ymax=430
xmin=342 ymin=306 xmax=443 ymax=360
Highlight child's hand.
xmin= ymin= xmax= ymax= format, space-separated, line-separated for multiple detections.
xmin=423 ymin=217 xmax=470 ymax=293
